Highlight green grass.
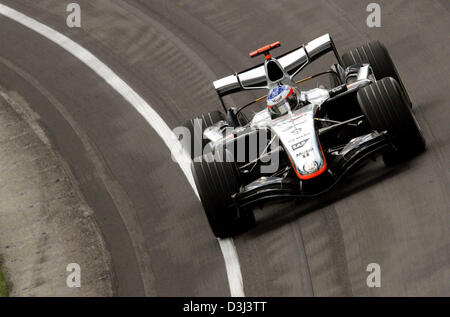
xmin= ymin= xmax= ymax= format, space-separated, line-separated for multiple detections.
xmin=0 ymin=266 xmax=8 ymax=297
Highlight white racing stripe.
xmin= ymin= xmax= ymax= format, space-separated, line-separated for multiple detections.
xmin=0 ymin=4 xmax=245 ymax=297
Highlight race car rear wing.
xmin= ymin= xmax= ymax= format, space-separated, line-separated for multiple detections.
xmin=213 ymin=34 xmax=342 ymax=101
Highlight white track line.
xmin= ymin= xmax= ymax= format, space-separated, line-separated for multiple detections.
xmin=0 ymin=4 xmax=245 ymax=297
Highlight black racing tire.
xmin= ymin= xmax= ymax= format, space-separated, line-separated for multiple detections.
xmin=357 ymin=77 xmax=425 ymax=166
xmin=342 ymin=41 xmax=412 ymax=108
xmin=192 ymin=151 xmax=255 ymax=238
xmin=181 ymin=111 xmax=225 ymax=159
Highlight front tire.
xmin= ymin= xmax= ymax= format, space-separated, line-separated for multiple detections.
xmin=192 ymin=151 xmax=255 ymax=238
xmin=357 ymin=77 xmax=425 ymax=165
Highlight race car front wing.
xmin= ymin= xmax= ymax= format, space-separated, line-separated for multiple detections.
xmin=232 ymin=131 xmax=391 ymax=208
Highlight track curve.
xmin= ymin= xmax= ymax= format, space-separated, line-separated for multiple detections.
xmin=0 ymin=0 xmax=448 ymax=296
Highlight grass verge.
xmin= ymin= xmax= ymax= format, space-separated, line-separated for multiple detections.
xmin=0 ymin=265 xmax=8 ymax=297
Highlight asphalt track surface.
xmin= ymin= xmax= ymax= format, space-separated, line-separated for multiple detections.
xmin=0 ymin=0 xmax=449 ymax=296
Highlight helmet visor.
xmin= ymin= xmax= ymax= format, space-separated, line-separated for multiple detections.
xmin=269 ymin=100 xmax=290 ymax=116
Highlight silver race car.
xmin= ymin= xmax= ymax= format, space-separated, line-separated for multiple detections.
xmin=181 ymin=34 xmax=425 ymax=238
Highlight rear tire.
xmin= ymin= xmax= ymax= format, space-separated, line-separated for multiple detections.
xmin=357 ymin=77 xmax=425 ymax=165
xmin=342 ymin=41 xmax=412 ymax=107
xmin=192 ymin=151 xmax=255 ymax=238
xmin=182 ymin=111 xmax=225 ymax=159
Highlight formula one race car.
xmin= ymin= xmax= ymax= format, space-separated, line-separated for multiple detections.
xmin=181 ymin=34 xmax=425 ymax=238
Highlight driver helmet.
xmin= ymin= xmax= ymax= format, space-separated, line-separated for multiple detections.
xmin=267 ymin=85 xmax=298 ymax=118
